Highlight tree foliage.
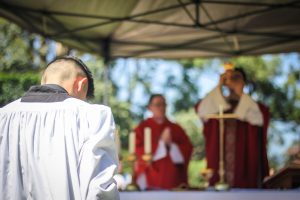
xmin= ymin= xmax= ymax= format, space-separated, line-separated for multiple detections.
xmin=0 ymin=18 xmax=44 ymax=106
xmin=2 ymin=17 xmax=300 ymax=173
xmin=0 ymin=72 xmax=40 ymax=106
xmin=0 ymin=18 xmax=32 ymax=72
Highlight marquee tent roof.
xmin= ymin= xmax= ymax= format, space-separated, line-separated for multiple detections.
xmin=1 ymin=0 xmax=300 ymax=60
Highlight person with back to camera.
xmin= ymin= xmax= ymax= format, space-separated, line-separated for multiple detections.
xmin=0 ymin=56 xmax=120 ymax=200
xmin=134 ymin=94 xmax=193 ymax=190
xmin=195 ymin=64 xmax=270 ymax=188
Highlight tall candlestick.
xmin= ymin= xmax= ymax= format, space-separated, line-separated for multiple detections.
xmin=219 ymin=104 xmax=223 ymax=116
xmin=126 ymin=131 xmax=138 ymax=191
xmin=129 ymin=132 xmax=135 ymax=154
xmin=144 ymin=127 xmax=151 ymax=154
xmin=219 ymin=104 xmax=224 ymax=180
xmin=215 ymin=103 xmax=229 ymax=191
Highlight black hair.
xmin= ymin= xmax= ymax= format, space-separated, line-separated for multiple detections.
xmin=148 ymin=94 xmax=164 ymax=106
xmin=234 ymin=67 xmax=247 ymax=82
xmin=46 ymin=55 xmax=94 ymax=98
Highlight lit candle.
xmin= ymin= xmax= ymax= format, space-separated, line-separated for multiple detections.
xmin=144 ymin=127 xmax=152 ymax=154
xmin=129 ymin=132 xmax=135 ymax=154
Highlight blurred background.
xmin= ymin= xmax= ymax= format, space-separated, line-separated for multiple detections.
xmin=1 ymin=17 xmax=299 ymax=187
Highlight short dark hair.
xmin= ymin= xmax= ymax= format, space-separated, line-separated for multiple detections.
xmin=148 ymin=94 xmax=164 ymax=106
xmin=47 ymin=55 xmax=95 ymax=98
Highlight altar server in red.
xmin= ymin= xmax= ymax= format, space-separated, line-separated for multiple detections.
xmin=134 ymin=94 xmax=193 ymax=190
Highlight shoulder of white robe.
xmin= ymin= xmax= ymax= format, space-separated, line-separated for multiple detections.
xmin=198 ymin=86 xmax=230 ymax=119
xmin=234 ymin=94 xmax=263 ymax=126
xmin=1 ymin=99 xmax=22 ymax=111
xmin=64 ymin=98 xmax=113 ymax=119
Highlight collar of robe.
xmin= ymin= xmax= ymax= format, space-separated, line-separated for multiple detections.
xmin=21 ymin=84 xmax=71 ymax=103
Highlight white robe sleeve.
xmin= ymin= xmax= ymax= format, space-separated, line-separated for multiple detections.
xmin=152 ymin=140 xmax=167 ymax=161
xmin=197 ymin=86 xmax=230 ymax=121
xmin=169 ymin=143 xmax=184 ymax=164
xmin=234 ymin=94 xmax=263 ymax=126
xmin=198 ymin=87 xmax=263 ymax=126
xmin=136 ymin=173 xmax=147 ymax=191
xmin=152 ymin=140 xmax=184 ymax=164
xmin=78 ymin=105 xmax=120 ymax=200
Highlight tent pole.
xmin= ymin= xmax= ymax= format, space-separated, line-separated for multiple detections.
xmin=103 ymin=37 xmax=111 ymax=106
xmin=103 ymin=61 xmax=109 ymax=106
xmin=195 ymin=0 xmax=201 ymax=28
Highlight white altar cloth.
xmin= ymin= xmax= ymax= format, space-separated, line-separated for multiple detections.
xmin=120 ymin=189 xmax=299 ymax=200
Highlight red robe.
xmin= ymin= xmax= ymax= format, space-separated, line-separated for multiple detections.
xmin=134 ymin=118 xmax=193 ymax=190
xmin=200 ymin=103 xmax=270 ymax=188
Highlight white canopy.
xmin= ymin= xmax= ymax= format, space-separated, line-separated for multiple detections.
xmin=0 ymin=0 xmax=300 ymax=60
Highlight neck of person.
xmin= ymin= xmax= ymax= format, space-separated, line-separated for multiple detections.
xmin=227 ymin=91 xmax=241 ymax=101
xmin=153 ymin=116 xmax=166 ymax=124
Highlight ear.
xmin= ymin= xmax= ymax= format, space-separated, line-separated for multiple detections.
xmin=72 ymin=76 xmax=88 ymax=100
xmin=77 ymin=77 xmax=88 ymax=93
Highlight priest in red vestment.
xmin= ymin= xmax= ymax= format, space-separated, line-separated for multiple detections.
xmin=196 ymin=66 xmax=270 ymax=188
xmin=134 ymin=94 xmax=193 ymax=190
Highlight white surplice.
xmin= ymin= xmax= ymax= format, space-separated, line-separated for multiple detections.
xmin=197 ymin=86 xmax=263 ymax=126
xmin=0 ymin=98 xmax=119 ymax=200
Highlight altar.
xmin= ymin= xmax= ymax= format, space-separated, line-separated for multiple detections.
xmin=120 ymin=189 xmax=299 ymax=200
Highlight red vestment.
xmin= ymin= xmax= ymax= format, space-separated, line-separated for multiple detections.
xmin=200 ymin=103 xmax=270 ymax=188
xmin=134 ymin=118 xmax=193 ymax=190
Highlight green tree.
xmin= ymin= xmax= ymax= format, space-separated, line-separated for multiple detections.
xmin=0 ymin=18 xmax=46 ymax=106
xmin=0 ymin=72 xmax=40 ymax=106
